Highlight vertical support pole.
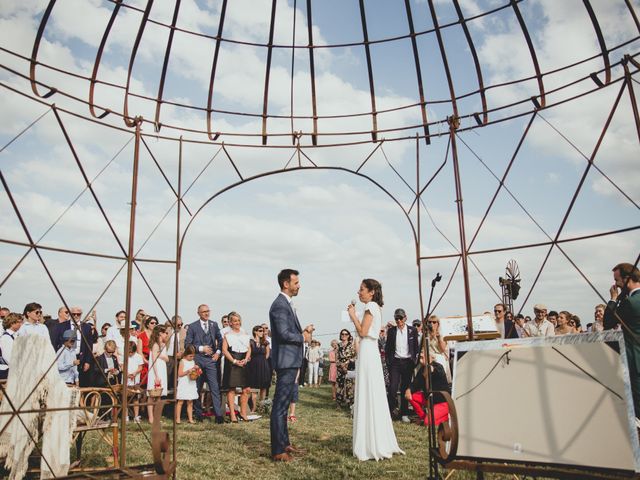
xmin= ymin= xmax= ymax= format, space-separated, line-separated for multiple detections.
xmin=449 ymin=116 xmax=474 ymax=340
xmin=171 ymin=137 xmax=183 ymax=479
xmin=623 ymin=57 xmax=640 ymax=145
xmin=120 ymin=117 xmax=142 ymax=467
xmin=416 ymin=135 xmax=434 ymax=480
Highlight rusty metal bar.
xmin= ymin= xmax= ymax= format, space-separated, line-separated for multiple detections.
xmin=355 ymin=141 xmax=384 ymax=173
xmin=583 ymin=0 xmax=611 ymax=85
xmin=123 ymin=0 xmax=154 ymax=128
xmin=467 ymin=113 xmax=537 ymax=250
xmin=452 ymin=0 xmax=488 ymax=124
xmin=624 ymin=56 xmax=640 ymax=146
xmin=517 ymin=80 xmax=627 ymax=313
xmin=89 ymin=0 xmax=122 ymax=120
xmin=421 ymin=224 xmax=640 ymax=260
xmin=358 ymin=0 xmax=379 ymax=142
xmin=261 ymin=0 xmax=278 ymax=145
xmin=403 ymin=0 xmax=431 ymax=144
xmin=171 ymin=137 xmax=183 ymax=480
xmin=206 ymin=0 xmax=228 ymax=141
xmin=625 ymin=0 xmax=640 ymax=34
xmin=0 ymin=107 xmax=51 ymax=153
xmin=120 ymin=117 xmax=143 ymax=467
xmin=52 ymin=106 xmax=127 ymax=256
xmin=222 ymin=144 xmax=244 ymax=181
xmin=510 ymin=0 xmax=546 ymax=107
xmin=153 ymin=0 xmax=182 ymax=132
xmin=141 ymin=137 xmax=193 ymax=215
xmin=408 ymin=136 xmax=450 ymax=214
xmin=306 ymin=0 xmax=318 ymax=145
xmin=29 ymin=0 xmax=58 ymax=99
xmin=289 ymin=0 xmax=298 ymax=145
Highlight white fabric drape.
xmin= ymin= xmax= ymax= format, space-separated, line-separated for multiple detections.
xmin=0 ymin=334 xmax=78 ymax=479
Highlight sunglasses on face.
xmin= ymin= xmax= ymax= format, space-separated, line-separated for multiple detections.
xmin=149 ymin=321 xmax=158 ymax=325
xmin=33 ymin=310 xmax=43 ymax=315
xmin=71 ymin=313 xmax=82 ymax=316
xmin=340 ymin=333 xmax=349 ymax=336
xmin=394 ymin=316 xmax=404 ymax=321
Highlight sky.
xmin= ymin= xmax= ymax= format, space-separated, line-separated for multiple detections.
xmin=0 ymin=0 xmax=639 ymax=341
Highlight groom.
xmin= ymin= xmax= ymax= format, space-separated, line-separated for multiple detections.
xmin=269 ymin=268 xmax=313 ymax=462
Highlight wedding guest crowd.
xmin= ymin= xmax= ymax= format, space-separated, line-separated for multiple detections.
xmin=1 ymin=259 xmax=636 ymax=428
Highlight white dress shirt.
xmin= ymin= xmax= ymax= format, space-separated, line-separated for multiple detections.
xmin=395 ymin=325 xmax=410 ymax=359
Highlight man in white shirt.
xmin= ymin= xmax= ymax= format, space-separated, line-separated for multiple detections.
xmin=384 ymin=308 xmax=419 ymax=422
xmin=524 ymin=304 xmax=555 ymax=337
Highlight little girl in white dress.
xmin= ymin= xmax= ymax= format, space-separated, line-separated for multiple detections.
xmin=176 ymin=345 xmax=199 ymax=424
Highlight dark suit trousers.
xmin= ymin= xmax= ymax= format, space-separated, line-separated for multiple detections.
xmin=387 ymin=357 xmax=414 ymax=416
xmin=271 ymin=368 xmax=297 ymax=456
xmin=194 ymin=356 xmax=222 ymax=418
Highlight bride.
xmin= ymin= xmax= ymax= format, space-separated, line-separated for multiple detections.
xmin=348 ymin=278 xmax=404 ymax=461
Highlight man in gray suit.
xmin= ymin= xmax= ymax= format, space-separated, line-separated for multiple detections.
xmin=185 ymin=304 xmax=224 ymax=423
xmin=269 ymin=269 xmax=313 ymax=462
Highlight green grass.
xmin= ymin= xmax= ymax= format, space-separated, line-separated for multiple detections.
xmin=78 ymin=386 xmax=529 ymax=479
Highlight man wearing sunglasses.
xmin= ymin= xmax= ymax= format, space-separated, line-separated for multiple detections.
xmin=17 ymin=302 xmax=49 ymax=339
xmin=494 ymin=303 xmax=519 ymax=339
xmin=385 ymin=308 xmax=419 ymax=423
xmin=53 ymin=307 xmax=98 ymax=387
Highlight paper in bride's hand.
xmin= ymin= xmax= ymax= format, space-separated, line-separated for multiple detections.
xmin=341 ymin=309 xmax=363 ymax=323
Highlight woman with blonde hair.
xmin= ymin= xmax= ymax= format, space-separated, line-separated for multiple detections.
xmin=146 ymin=324 xmax=169 ymax=423
xmin=222 ymin=312 xmax=252 ymax=422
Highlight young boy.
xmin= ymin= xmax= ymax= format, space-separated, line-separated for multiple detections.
xmin=57 ymin=329 xmax=80 ymax=385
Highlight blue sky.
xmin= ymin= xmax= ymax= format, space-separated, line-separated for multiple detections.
xmin=1 ymin=0 xmax=639 ymax=338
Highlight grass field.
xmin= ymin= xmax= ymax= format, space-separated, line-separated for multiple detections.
xmin=79 ymin=385 xmax=537 ymax=479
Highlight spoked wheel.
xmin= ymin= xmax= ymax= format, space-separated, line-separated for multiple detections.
xmin=433 ymin=391 xmax=458 ymax=464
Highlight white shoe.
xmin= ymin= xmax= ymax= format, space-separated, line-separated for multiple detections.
xmin=401 ymin=416 xmax=410 ymax=423
xmin=134 ymin=416 xmax=141 ymax=423
xmin=125 ymin=416 xmax=130 ymax=423
xmin=636 ymin=417 xmax=640 ymax=429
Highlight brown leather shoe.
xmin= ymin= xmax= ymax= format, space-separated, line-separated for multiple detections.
xmin=285 ymin=444 xmax=307 ymax=455
xmin=272 ymin=452 xmax=294 ymax=462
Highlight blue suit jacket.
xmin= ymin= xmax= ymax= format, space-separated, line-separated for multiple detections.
xmin=54 ymin=321 xmax=97 ymax=365
xmin=269 ymin=293 xmax=304 ymax=370
xmin=185 ymin=319 xmax=223 ymax=360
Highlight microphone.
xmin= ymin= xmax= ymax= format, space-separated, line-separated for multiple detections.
xmin=431 ymin=273 xmax=442 ymax=288
xmin=350 ymin=299 xmax=357 ymax=306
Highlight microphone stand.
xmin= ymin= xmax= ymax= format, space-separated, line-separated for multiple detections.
xmin=424 ymin=272 xmax=442 ymax=480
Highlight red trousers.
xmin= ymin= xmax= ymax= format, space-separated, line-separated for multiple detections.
xmin=409 ymin=391 xmax=449 ymax=426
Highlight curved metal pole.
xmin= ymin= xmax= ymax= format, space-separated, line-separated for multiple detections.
xmin=153 ymin=0 xmax=182 ymax=132
xmin=89 ymin=0 xmax=123 ymax=120
xmin=583 ymin=0 xmax=611 ymax=85
xmin=358 ymin=0 xmax=379 ymax=142
xmin=510 ymin=0 xmax=546 ymax=107
xmin=178 ymin=165 xmax=418 ymax=263
xmin=123 ymin=0 xmax=155 ymax=128
xmin=29 ymin=0 xmax=58 ymax=99
xmin=206 ymin=0 xmax=228 ymax=141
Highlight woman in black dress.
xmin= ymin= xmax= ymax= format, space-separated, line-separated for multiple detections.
xmin=222 ymin=312 xmax=252 ymax=422
xmin=248 ymin=324 xmax=271 ymax=413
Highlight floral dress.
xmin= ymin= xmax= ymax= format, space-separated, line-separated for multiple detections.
xmin=378 ymin=336 xmax=390 ymax=388
xmin=336 ymin=341 xmax=357 ymax=408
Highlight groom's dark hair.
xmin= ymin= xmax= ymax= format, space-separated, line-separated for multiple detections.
xmin=278 ymin=269 xmax=299 ymax=288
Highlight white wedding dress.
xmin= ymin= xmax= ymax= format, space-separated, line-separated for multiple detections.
xmin=353 ymin=301 xmax=404 ymax=460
